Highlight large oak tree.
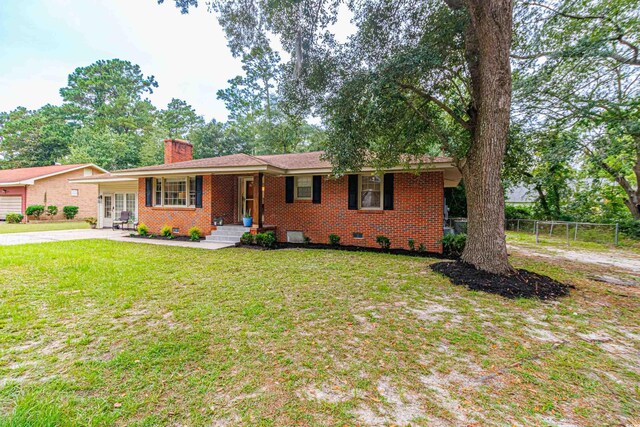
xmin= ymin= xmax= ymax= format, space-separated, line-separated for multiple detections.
xmin=162 ymin=0 xmax=516 ymax=274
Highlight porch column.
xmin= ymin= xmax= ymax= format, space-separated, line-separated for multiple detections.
xmin=252 ymin=172 xmax=263 ymax=229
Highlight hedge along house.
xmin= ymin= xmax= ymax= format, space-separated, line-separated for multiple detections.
xmin=74 ymin=139 xmax=461 ymax=251
xmin=0 ymin=164 xmax=106 ymax=221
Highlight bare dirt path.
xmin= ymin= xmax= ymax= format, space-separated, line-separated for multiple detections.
xmin=508 ymin=243 xmax=640 ymax=276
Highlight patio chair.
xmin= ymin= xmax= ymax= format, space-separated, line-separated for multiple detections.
xmin=112 ymin=211 xmax=129 ymax=230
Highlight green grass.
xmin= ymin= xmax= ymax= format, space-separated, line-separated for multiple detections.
xmin=0 ymin=221 xmax=89 ymax=234
xmin=507 ymin=230 xmax=640 ymax=254
xmin=0 ymin=241 xmax=638 ymax=426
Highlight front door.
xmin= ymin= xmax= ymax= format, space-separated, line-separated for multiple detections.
xmin=239 ymin=177 xmax=254 ymax=221
xmin=102 ymin=194 xmax=113 ymax=228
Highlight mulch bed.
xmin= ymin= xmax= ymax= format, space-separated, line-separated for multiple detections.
xmin=431 ymin=261 xmax=573 ymax=300
xmin=242 ymin=242 xmax=449 ymax=258
xmin=128 ymin=234 xmax=204 ymax=242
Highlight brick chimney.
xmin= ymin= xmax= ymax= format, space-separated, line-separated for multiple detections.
xmin=164 ymin=139 xmax=193 ymax=164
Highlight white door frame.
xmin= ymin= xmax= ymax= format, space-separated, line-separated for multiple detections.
xmin=101 ymin=193 xmax=114 ymax=228
xmin=238 ymin=176 xmax=254 ymax=222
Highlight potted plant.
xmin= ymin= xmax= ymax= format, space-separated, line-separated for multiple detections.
xmin=243 ymin=211 xmax=253 ymax=227
xmin=85 ymin=217 xmax=98 ymax=229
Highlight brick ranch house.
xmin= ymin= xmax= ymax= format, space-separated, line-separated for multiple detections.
xmin=71 ymin=139 xmax=461 ymax=252
xmin=0 ymin=164 xmax=106 ymax=221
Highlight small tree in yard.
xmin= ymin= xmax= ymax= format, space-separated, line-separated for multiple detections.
xmin=62 ymin=206 xmax=79 ymax=220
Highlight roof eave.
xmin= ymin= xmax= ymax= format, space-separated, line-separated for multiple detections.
xmin=113 ymin=164 xmax=285 ymax=177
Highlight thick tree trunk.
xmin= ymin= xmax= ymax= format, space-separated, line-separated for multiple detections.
xmin=460 ymin=0 xmax=514 ymax=275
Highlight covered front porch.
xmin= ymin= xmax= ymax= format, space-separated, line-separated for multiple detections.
xmin=210 ymin=172 xmax=273 ymax=233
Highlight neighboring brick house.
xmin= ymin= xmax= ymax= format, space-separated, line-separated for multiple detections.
xmin=0 ymin=164 xmax=106 ymax=221
xmin=73 ymin=139 xmax=461 ymax=251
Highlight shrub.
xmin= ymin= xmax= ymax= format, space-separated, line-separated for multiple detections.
xmin=376 ymin=235 xmax=391 ymax=250
xmin=408 ymin=238 xmax=415 ymax=251
xmin=255 ymin=231 xmax=277 ymax=249
xmin=417 ymin=243 xmax=426 ymax=253
xmin=440 ymin=233 xmax=466 ymax=258
xmin=46 ymin=205 xmax=58 ymax=218
xmin=84 ymin=217 xmax=97 ymax=226
xmin=505 ymin=204 xmax=532 ymax=220
xmin=619 ymin=219 xmax=640 ymax=239
xmin=62 ymin=206 xmax=79 ymax=220
xmin=5 ymin=213 xmax=23 ymax=224
xmin=240 ymin=232 xmax=254 ymax=245
xmin=25 ymin=205 xmax=45 ymax=219
xmin=188 ymin=227 xmax=202 ymax=241
xmin=160 ymin=225 xmax=173 ymax=238
xmin=328 ymin=234 xmax=341 ymax=246
xmin=303 ymin=236 xmax=311 ymax=246
xmin=137 ymin=223 xmax=149 ymax=236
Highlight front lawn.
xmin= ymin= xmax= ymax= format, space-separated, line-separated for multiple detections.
xmin=0 ymin=221 xmax=89 ymax=234
xmin=0 ymin=241 xmax=637 ymax=426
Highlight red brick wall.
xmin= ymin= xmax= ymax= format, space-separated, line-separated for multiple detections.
xmin=164 ymin=139 xmax=193 ymax=164
xmin=263 ymin=172 xmax=444 ymax=252
xmin=211 ymin=175 xmax=238 ymax=225
xmin=26 ymin=167 xmax=99 ymax=220
xmin=136 ymin=176 xmax=213 ymax=236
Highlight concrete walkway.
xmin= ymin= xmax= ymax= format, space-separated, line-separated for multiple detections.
xmin=0 ymin=228 xmax=234 ymax=250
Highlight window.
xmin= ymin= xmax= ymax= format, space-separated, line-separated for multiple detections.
xmin=115 ymin=193 xmax=125 ymax=214
xmin=155 ymin=178 xmax=162 ymax=205
xmin=70 ymin=189 xmax=79 ymax=197
xmin=359 ymin=175 xmax=383 ymax=209
xmin=83 ymin=168 xmax=93 ymax=177
xmin=164 ymin=178 xmax=187 ymax=206
xmin=125 ymin=193 xmax=136 ymax=216
xmin=295 ymin=176 xmax=312 ymax=200
xmin=153 ymin=177 xmax=195 ymax=207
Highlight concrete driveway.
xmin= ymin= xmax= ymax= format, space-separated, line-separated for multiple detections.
xmin=0 ymin=228 xmax=234 ymax=250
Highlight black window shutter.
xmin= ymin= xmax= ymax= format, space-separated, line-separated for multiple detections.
xmin=383 ymin=173 xmax=394 ymax=210
xmin=312 ymin=175 xmax=322 ymax=204
xmin=348 ymin=175 xmax=358 ymax=210
xmin=195 ymin=175 xmax=203 ymax=208
xmin=285 ymin=176 xmax=294 ymax=203
xmin=145 ymin=178 xmax=152 ymax=207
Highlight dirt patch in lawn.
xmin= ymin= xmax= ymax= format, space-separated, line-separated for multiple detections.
xmin=431 ymin=261 xmax=573 ymax=299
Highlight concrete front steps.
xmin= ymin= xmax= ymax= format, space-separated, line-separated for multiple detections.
xmin=205 ymin=225 xmax=250 ymax=244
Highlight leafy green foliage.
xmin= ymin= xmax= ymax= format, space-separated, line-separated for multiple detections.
xmin=188 ymin=227 xmax=202 ymax=241
xmin=46 ymin=205 xmax=58 ymax=218
xmin=254 ymin=231 xmax=277 ymax=249
xmin=328 ymin=234 xmax=340 ymax=246
xmin=505 ymin=205 xmax=532 ymax=220
xmin=160 ymin=225 xmax=173 ymax=238
xmin=158 ymin=98 xmax=204 ymax=139
xmin=25 ymin=205 xmax=45 ymax=219
xmin=62 ymin=206 xmax=79 ymax=220
xmin=376 ymin=235 xmax=391 ymax=250
xmin=5 ymin=213 xmax=23 ymax=224
xmin=137 ymin=223 xmax=149 ymax=236
xmin=440 ymin=233 xmax=466 ymax=258
xmin=408 ymin=238 xmax=415 ymax=251
xmin=240 ymin=232 xmax=254 ymax=245
xmin=619 ymin=219 xmax=640 ymax=239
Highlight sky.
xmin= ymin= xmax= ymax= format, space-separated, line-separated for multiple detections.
xmin=0 ymin=0 xmax=251 ymax=122
xmin=0 ymin=0 xmax=355 ymax=122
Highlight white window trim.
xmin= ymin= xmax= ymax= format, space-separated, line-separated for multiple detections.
xmin=358 ymin=174 xmax=384 ymax=210
xmin=153 ymin=176 xmax=196 ymax=208
xmin=294 ymin=176 xmax=313 ymax=200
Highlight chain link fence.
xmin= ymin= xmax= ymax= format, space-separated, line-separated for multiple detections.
xmin=446 ymin=218 xmax=621 ymax=245
xmin=507 ymin=219 xmax=619 ymax=245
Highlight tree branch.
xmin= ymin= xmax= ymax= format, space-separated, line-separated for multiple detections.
xmin=398 ymin=83 xmax=471 ymax=130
